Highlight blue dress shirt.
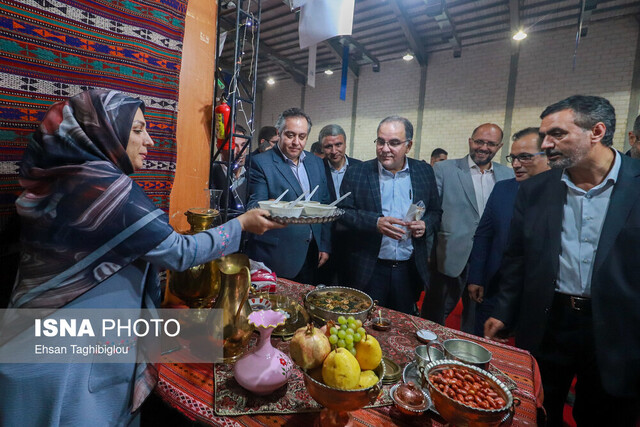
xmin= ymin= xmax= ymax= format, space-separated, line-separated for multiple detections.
xmin=556 ymin=150 xmax=621 ymax=297
xmin=377 ymin=160 xmax=413 ymax=261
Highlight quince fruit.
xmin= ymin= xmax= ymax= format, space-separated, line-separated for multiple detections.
xmin=322 ymin=348 xmax=361 ymax=390
xmin=354 ymin=334 xmax=382 ymax=370
xmin=354 ymin=370 xmax=379 ymax=389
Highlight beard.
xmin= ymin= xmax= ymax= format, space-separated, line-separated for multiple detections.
xmin=545 ymin=145 xmax=589 ymax=169
xmin=470 ymin=149 xmax=493 ymax=166
xmin=630 ymin=145 xmax=640 ymax=159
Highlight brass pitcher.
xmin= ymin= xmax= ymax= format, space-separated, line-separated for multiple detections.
xmin=168 ymin=208 xmax=221 ymax=308
xmin=209 ymin=253 xmax=254 ymax=363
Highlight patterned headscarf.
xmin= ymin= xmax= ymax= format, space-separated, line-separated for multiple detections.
xmin=11 ymin=90 xmax=173 ymax=308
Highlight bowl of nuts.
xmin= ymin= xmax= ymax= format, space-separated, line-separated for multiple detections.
xmin=425 ymin=359 xmax=519 ymax=426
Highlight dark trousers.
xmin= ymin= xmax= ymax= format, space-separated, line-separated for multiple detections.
xmin=360 ymin=258 xmax=419 ymax=315
xmin=292 ymin=239 xmax=319 ymax=285
xmin=421 ymin=267 xmax=476 ymax=333
xmin=536 ymin=294 xmax=640 ymax=426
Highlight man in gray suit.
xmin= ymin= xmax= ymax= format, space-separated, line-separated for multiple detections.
xmin=422 ymin=123 xmax=514 ymax=333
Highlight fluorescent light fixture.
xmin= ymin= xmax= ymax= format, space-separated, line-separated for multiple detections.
xmin=324 ymin=69 xmax=334 ymax=75
xmin=402 ymin=53 xmax=414 ymax=61
xmin=266 ymin=77 xmax=275 ymax=85
xmin=513 ymin=30 xmax=527 ymax=41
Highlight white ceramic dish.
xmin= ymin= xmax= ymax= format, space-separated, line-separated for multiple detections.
xmin=268 ymin=202 xmax=304 ymax=218
xmin=258 ymin=200 xmax=274 ymax=210
xmin=301 ymin=203 xmax=336 ymax=217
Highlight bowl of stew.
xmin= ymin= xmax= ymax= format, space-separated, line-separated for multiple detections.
xmin=303 ymin=286 xmax=374 ymax=324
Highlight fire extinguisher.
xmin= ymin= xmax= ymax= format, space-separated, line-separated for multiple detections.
xmin=215 ymin=100 xmax=231 ymax=149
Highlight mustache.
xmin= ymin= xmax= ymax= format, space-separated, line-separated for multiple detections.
xmin=545 ymin=149 xmax=562 ymax=157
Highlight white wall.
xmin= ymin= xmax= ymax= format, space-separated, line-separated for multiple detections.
xmin=258 ymin=16 xmax=640 ymax=162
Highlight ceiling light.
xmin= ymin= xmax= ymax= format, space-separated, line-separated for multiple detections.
xmin=324 ymin=69 xmax=334 ymax=75
xmin=402 ymin=53 xmax=414 ymax=61
xmin=513 ymin=30 xmax=527 ymax=41
xmin=266 ymin=77 xmax=275 ymax=85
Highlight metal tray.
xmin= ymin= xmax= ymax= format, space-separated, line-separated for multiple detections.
xmin=267 ymin=208 xmax=344 ymax=225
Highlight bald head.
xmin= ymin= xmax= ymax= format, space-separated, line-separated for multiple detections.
xmin=468 ymin=123 xmax=504 ymax=168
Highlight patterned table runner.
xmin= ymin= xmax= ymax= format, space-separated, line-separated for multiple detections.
xmin=156 ymin=279 xmax=541 ymax=425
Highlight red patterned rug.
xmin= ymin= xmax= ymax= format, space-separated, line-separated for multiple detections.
xmin=0 ymin=0 xmax=188 ymax=235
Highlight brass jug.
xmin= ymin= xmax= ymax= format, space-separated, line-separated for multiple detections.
xmin=209 ymin=253 xmax=254 ymax=363
xmin=168 ymin=208 xmax=221 ymax=308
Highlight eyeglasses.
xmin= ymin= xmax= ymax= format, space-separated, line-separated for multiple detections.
xmin=471 ymin=139 xmax=501 ymax=148
xmin=374 ymin=138 xmax=410 ymax=148
xmin=506 ymin=152 xmax=545 ymax=163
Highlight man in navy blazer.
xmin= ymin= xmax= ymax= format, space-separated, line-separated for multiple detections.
xmin=466 ymin=127 xmax=549 ymax=336
xmin=246 ymin=108 xmax=331 ymax=284
xmin=339 ymin=116 xmax=441 ymax=314
xmin=486 ymin=96 xmax=640 ymax=425
xmin=318 ymin=124 xmax=362 ymax=284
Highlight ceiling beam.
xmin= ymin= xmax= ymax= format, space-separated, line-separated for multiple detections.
xmin=386 ymin=0 xmax=428 ymax=66
xmin=326 ymin=38 xmax=360 ymax=77
xmin=509 ymin=0 xmax=520 ymax=34
xmin=424 ymin=0 xmax=462 ymax=58
xmin=220 ymin=15 xmax=307 ymax=85
xmin=579 ymin=0 xmax=599 ymax=37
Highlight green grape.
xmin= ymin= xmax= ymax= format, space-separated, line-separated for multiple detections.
xmin=329 ymin=334 xmax=338 ymax=344
xmin=337 ymin=330 xmax=346 ymax=339
xmin=337 ymin=316 xmax=347 ymax=325
xmin=347 ymin=316 xmax=356 ymax=323
xmin=349 ymin=347 xmax=357 ymax=356
xmin=344 ymin=335 xmax=353 ymax=344
xmin=346 ymin=327 xmax=355 ymax=335
xmin=347 ymin=319 xmax=356 ymax=327
xmin=341 ymin=323 xmax=348 ymax=330
xmin=337 ymin=339 xmax=346 ymax=348
xmin=346 ymin=341 xmax=354 ymax=350
xmin=329 ymin=327 xmax=338 ymax=335
xmin=355 ymin=319 xmax=363 ymax=328
xmin=353 ymin=332 xmax=362 ymax=342
xmin=357 ymin=327 xmax=366 ymax=336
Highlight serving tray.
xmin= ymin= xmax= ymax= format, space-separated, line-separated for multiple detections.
xmin=266 ymin=208 xmax=344 ymax=225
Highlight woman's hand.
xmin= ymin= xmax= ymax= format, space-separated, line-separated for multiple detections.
xmin=237 ymin=209 xmax=285 ymax=235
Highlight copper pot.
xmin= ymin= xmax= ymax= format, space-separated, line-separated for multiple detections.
xmin=425 ymin=360 xmax=520 ymax=427
xmin=302 ymin=361 xmax=385 ymax=427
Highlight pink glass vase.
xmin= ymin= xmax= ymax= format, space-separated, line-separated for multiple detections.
xmin=233 ymin=310 xmax=293 ymax=395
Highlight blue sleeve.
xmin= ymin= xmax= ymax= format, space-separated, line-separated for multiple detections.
xmin=467 ymin=193 xmax=496 ymax=286
xmin=141 ymin=219 xmax=242 ymax=271
xmin=247 ymin=157 xmax=268 ymax=209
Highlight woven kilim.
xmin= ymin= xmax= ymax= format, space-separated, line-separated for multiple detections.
xmin=0 ymin=0 xmax=188 ymax=234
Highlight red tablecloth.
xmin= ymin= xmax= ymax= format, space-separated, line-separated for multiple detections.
xmin=156 ymin=279 xmax=542 ymax=426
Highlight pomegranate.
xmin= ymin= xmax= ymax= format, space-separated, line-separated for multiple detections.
xmin=289 ymin=323 xmax=331 ymax=370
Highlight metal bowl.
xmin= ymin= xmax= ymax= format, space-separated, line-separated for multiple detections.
xmin=424 ymin=360 xmax=519 ymax=427
xmin=304 ymin=286 xmax=374 ymax=325
xmin=302 ymin=361 xmax=385 ymax=424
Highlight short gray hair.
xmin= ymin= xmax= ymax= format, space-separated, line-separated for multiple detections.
xmin=275 ymin=107 xmax=312 ymax=135
xmin=318 ymin=124 xmax=346 ymax=144
xmin=377 ymin=116 xmax=413 ymax=141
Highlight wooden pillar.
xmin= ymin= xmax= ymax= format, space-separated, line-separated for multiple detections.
xmin=169 ymin=0 xmax=217 ymax=232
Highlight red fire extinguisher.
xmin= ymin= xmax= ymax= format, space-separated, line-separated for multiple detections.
xmin=215 ymin=100 xmax=232 ymax=150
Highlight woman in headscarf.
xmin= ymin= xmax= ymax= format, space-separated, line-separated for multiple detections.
xmin=0 ymin=89 xmax=281 ymax=426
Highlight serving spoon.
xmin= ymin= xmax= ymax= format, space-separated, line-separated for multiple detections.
xmin=272 ymin=189 xmax=289 ymax=204
xmin=329 ymin=191 xmax=351 ymax=207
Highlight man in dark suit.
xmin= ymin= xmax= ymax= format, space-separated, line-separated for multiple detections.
xmin=466 ymin=127 xmax=549 ymax=336
xmin=485 ymin=95 xmax=640 ymax=425
xmin=317 ymin=124 xmax=361 ymax=284
xmin=339 ymin=116 xmax=441 ymax=314
xmin=246 ymin=108 xmax=331 ymax=284
xmin=211 ymin=125 xmax=249 ymax=214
